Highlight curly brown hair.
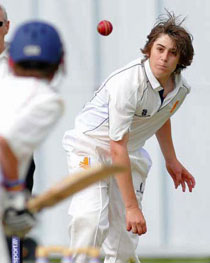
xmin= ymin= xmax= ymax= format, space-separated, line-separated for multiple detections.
xmin=141 ymin=10 xmax=194 ymax=73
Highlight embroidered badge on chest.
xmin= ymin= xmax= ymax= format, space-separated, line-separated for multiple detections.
xmin=170 ymin=100 xmax=179 ymax=114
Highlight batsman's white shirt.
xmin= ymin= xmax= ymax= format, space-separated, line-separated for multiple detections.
xmin=0 ymin=75 xmax=64 ymax=182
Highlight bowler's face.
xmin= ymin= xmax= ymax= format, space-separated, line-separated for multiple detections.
xmin=149 ymin=34 xmax=180 ymax=84
xmin=0 ymin=9 xmax=9 ymax=46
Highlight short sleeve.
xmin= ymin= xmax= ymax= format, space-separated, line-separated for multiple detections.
xmin=108 ymin=77 xmax=139 ymax=141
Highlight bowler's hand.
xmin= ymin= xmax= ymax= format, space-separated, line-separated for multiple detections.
xmin=166 ymin=159 xmax=196 ymax=192
xmin=126 ymin=207 xmax=147 ymax=235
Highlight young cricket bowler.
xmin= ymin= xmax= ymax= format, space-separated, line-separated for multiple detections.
xmin=63 ymin=11 xmax=196 ymax=263
xmin=0 ymin=20 xmax=64 ymax=263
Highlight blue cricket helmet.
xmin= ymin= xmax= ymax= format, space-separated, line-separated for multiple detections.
xmin=9 ymin=21 xmax=63 ymax=64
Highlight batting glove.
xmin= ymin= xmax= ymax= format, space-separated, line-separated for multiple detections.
xmin=2 ymin=190 xmax=36 ymax=238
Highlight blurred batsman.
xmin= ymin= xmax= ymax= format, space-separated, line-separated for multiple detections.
xmin=0 ymin=20 xmax=64 ymax=262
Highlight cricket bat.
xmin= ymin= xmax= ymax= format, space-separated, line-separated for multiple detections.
xmin=27 ymin=164 xmax=125 ymax=213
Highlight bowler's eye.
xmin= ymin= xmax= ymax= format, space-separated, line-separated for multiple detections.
xmin=171 ymin=50 xmax=177 ymax=56
xmin=157 ymin=47 xmax=164 ymax=52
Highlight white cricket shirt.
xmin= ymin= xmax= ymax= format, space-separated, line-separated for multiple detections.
xmin=0 ymin=75 xmax=64 ymax=180
xmin=63 ymin=58 xmax=190 ymax=155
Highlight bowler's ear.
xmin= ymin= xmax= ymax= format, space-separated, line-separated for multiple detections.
xmin=145 ymin=52 xmax=150 ymax=59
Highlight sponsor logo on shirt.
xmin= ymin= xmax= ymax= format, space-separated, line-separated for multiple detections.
xmin=79 ymin=157 xmax=91 ymax=169
xmin=140 ymin=109 xmax=150 ymax=117
xmin=136 ymin=182 xmax=145 ymax=194
xmin=142 ymin=109 xmax=147 ymax=116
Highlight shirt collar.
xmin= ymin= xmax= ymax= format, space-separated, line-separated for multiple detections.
xmin=143 ymin=58 xmax=188 ymax=99
xmin=144 ymin=58 xmax=162 ymax=91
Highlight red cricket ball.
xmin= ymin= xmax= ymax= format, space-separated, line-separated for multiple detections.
xmin=97 ymin=20 xmax=113 ymax=36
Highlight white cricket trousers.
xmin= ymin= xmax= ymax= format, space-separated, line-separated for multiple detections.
xmin=66 ymin=148 xmax=152 ymax=263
